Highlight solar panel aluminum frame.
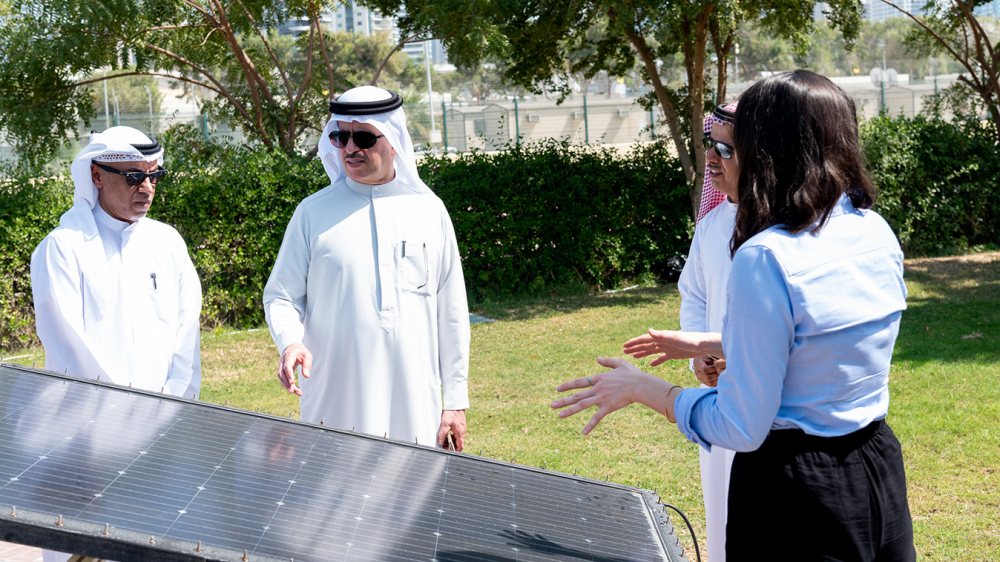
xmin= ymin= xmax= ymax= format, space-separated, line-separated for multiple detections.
xmin=0 ymin=504 xmax=287 ymax=562
xmin=0 ymin=363 xmax=689 ymax=562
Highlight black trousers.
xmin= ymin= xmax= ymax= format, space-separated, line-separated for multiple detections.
xmin=726 ymin=420 xmax=915 ymax=562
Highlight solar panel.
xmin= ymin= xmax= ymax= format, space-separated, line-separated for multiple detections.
xmin=0 ymin=363 xmax=688 ymax=561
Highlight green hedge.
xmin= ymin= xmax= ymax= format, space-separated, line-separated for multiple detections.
xmin=2 ymin=117 xmax=998 ymax=350
xmin=422 ymin=139 xmax=691 ymax=303
xmin=151 ymin=127 xmax=328 ymax=329
xmin=0 ymin=175 xmax=72 ymax=349
xmin=862 ymin=115 xmax=1000 ymax=256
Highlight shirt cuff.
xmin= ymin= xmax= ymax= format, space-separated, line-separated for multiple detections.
xmin=274 ymin=329 xmax=304 ymax=355
xmin=443 ymin=379 xmax=469 ymax=411
xmin=675 ymin=387 xmax=717 ymax=451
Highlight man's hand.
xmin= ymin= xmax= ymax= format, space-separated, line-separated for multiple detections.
xmin=277 ymin=342 xmax=312 ymax=396
xmin=622 ymin=329 xmax=722 ymax=367
xmin=693 ymin=356 xmax=726 ymax=387
xmin=437 ymin=410 xmax=467 ymax=451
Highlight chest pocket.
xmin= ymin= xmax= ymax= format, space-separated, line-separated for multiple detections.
xmin=397 ymin=240 xmax=432 ymax=296
xmin=145 ymin=270 xmax=179 ymax=326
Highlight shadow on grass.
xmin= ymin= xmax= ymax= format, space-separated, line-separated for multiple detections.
xmin=472 ymin=284 xmax=678 ymax=323
xmin=472 ymin=252 xmax=1000 ymax=367
xmin=890 ymin=252 xmax=999 ymax=364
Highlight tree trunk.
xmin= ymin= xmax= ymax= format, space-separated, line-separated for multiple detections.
xmin=683 ymin=6 xmax=712 ymax=219
xmin=622 ymin=29 xmax=694 ymax=184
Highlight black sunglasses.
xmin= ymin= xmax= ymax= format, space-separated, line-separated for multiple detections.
xmin=702 ymin=134 xmax=735 ymax=160
xmin=329 ymin=129 xmax=385 ymax=150
xmin=94 ymin=162 xmax=168 ymax=187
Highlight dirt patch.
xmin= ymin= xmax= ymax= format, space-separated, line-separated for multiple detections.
xmin=905 ymin=251 xmax=1000 ymax=278
xmin=907 ymin=251 xmax=1000 ymax=266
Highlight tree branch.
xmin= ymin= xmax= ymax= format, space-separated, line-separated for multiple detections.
xmin=709 ymin=19 xmax=734 ymax=105
xmin=73 ymin=71 xmax=223 ymax=97
xmin=959 ymin=1 xmax=1000 ymax=98
xmin=679 ymin=4 xmax=712 ymax=216
xmin=311 ymin=2 xmax=337 ymax=102
xmin=286 ymin=15 xmax=319 ymax=150
xmin=206 ymin=0 xmax=273 ymax=135
xmin=371 ymin=34 xmax=419 ymax=85
xmin=612 ymin=8 xmax=693 ymax=185
xmin=880 ymin=0 xmax=1000 ymax=137
xmin=140 ymin=41 xmax=269 ymax=145
xmin=236 ymin=0 xmax=293 ymax=101
xmin=147 ymin=23 xmax=211 ymax=32
xmin=880 ymin=0 xmax=979 ymax=80
xmin=179 ymin=0 xmax=216 ymax=22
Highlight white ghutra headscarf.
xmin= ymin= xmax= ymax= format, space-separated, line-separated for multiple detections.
xmin=68 ymin=126 xmax=164 ymax=210
xmin=318 ymin=86 xmax=430 ymax=193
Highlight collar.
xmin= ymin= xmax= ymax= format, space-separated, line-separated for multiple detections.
xmin=345 ymin=175 xmax=408 ymax=197
xmin=93 ymin=203 xmax=135 ymax=234
xmin=830 ymin=193 xmax=858 ymax=217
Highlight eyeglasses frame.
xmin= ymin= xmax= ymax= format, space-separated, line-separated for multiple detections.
xmin=329 ymin=129 xmax=385 ymax=150
xmin=93 ymin=161 xmax=168 ymax=187
xmin=702 ymin=133 xmax=735 ymax=160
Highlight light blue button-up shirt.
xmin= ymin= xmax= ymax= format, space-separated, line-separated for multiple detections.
xmin=675 ymin=195 xmax=907 ymax=452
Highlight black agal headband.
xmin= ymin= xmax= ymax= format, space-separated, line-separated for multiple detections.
xmin=712 ymin=104 xmax=735 ymax=124
xmin=329 ymin=90 xmax=404 ymax=115
xmin=130 ymin=141 xmax=161 ymax=156
xmin=88 ymin=129 xmax=161 ymax=157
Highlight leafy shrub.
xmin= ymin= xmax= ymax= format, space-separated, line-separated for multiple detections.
xmin=861 ymin=115 xmax=1000 ymax=256
xmin=422 ymin=139 xmax=692 ymax=303
xmin=152 ymin=126 xmax=327 ymax=329
xmin=0 ymin=172 xmax=72 ymax=349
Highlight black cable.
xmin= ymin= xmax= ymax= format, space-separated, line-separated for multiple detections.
xmin=661 ymin=502 xmax=702 ymax=562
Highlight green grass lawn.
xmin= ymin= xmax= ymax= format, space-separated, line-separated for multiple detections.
xmin=4 ymin=252 xmax=998 ymax=560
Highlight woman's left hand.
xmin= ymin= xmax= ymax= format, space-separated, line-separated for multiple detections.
xmin=551 ymin=357 xmax=653 ymax=435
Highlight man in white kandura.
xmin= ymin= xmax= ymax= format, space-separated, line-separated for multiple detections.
xmin=263 ymin=86 xmax=471 ymax=450
xmin=30 ymin=127 xmax=202 ymax=562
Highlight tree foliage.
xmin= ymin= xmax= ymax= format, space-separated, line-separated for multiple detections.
xmin=0 ymin=0 xmax=416 ymax=167
xmin=366 ymin=0 xmax=863 ymax=216
xmin=881 ymin=0 xmax=1000 ymax=139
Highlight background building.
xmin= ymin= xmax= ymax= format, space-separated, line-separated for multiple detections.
xmin=278 ymin=1 xmax=447 ymax=65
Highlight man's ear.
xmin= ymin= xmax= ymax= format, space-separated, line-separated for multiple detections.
xmin=90 ymin=164 xmax=104 ymax=190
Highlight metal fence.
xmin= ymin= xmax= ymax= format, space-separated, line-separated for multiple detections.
xmin=434 ymin=96 xmax=661 ymax=151
xmin=0 ymin=74 xmax=965 ymax=164
xmin=409 ymin=73 xmax=963 ymax=151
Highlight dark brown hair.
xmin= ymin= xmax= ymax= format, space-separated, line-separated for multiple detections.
xmin=730 ymin=70 xmax=875 ymax=256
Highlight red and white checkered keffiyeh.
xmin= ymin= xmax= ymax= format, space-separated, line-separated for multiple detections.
xmin=696 ymin=102 xmax=738 ymax=223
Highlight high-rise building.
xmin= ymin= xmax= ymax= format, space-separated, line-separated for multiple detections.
xmin=861 ymin=0 xmax=945 ymax=21
xmin=864 ymin=0 xmax=909 ymax=22
xmin=278 ymin=2 xmax=448 ymax=65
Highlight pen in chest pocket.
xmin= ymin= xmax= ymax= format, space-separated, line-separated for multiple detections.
xmin=416 ymin=243 xmax=428 ymax=289
xmin=150 ymin=272 xmax=157 ymax=291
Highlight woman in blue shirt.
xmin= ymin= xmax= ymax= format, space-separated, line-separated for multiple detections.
xmin=552 ymin=70 xmax=915 ymax=561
